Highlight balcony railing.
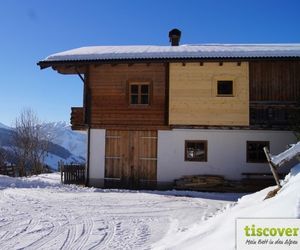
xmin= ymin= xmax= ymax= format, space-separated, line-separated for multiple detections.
xmin=250 ymin=102 xmax=299 ymax=129
xmin=70 ymin=107 xmax=85 ymax=130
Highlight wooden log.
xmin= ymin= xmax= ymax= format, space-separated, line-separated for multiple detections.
xmin=263 ymin=147 xmax=281 ymax=188
xmin=175 ymin=175 xmax=226 ymax=188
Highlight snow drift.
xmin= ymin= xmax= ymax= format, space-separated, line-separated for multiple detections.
xmin=155 ymin=163 xmax=300 ymax=250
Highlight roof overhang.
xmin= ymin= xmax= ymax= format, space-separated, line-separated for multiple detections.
xmin=37 ymin=56 xmax=300 ymax=74
xmin=37 ymin=44 xmax=300 ymax=73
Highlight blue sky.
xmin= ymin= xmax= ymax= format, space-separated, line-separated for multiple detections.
xmin=0 ymin=0 xmax=300 ymax=126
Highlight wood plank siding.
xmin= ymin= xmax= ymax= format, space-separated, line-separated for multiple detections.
xmin=249 ymin=60 xmax=300 ymax=102
xmin=169 ymin=62 xmax=249 ymax=126
xmin=249 ymin=60 xmax=300 ymax=128
xmin=88 ymin=63 xmax=167 ymax=129
xmin=70 ymin=107 xmax=85 ymax=130
xmin=105 ymin=130 xmax=157 ymax=185
xmin=68 ymin=60 xmax=300 ymax=130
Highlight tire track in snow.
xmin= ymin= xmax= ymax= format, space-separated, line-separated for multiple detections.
xmin=87 ymin=220 xmax=116 ymax=249
xmin=72 ymin=217 xmax=94 ymax=250
xmin=0 ymin=184 xmax=232 ymax=249
xmin=0 ymin=191 xmax=52 ymax=249
xmin=0 ymin=189 xmax=70 ymax=249
xmin=0 ymin=191 xmax=43 ymax=248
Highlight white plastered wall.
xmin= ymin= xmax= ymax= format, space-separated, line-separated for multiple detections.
xmin=89 ymin=129 xmax=106 ymax=181
xmin=157 ymin=129 xmax=296 ymax=182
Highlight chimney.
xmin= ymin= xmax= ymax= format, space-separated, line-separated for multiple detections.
xmin=169 ymin=28 xmax=181 ymax=46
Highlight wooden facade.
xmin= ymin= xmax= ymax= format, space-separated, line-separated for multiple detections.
xmin=68 ymin=59 xmax=300 ymax=130
xmin=249 ymin=60 xmax=300 ymax=129
xmin=169 ymin=62 xmax=249 ymax=126
xmin=70 ymin=107 xmax=85 ymax=130
xmin=87 ymin=63 xmax=167 ymax=128
xmin=249 ymin=60 xmax=300 ymax=102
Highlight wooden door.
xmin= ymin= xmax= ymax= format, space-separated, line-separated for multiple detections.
xmin=105 ymin=130 xmax=128 ymax=179
xmin=105 ymin=130 xmax=157 ymax=185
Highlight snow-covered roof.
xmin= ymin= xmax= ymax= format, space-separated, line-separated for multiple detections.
xmin=40 ymin=44 xmax=300 ymax=64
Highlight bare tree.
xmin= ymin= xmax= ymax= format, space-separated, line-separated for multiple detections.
xmin=12 ymin=109 xmax=50 ymax=176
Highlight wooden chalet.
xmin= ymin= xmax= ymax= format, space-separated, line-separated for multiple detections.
xmin=38 ymin=29 xmax=300 ymax=189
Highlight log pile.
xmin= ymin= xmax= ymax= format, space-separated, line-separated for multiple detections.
xmin=175 ymin=175 xmax=228 ymax=190
xmin=174 ymin=174 xmax=276 ymax=192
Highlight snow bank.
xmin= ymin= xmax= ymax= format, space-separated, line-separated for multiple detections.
xmin=0 ymin=173 xmax=93 ymax=192
xmin=0 ymin=173 xmax=243 ymax=201
xmin=155 ymin=164 xmax=300 ymax=250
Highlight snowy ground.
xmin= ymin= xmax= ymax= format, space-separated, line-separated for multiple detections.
xmin=0 ymin=173 xmax=240 ymax=250
xmin=157 ymin=164 xmax=300 ymax=250
xmin=1 ymin=163 xmax=299 ymax=250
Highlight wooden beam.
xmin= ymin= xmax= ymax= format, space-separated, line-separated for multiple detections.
xmin=263 ymin=147 xmax=281 ymax=188
xmin=165 ymin=63 xmax=170 ymax=126
xmin=85 ymin=127 xmax=91 ymax=186
xmin=75 ymin=68 xmax=84 ymax=83
xmin=93 ymin=64 xmax=102 ymax=68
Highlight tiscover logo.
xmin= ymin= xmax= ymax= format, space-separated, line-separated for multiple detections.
xmin=236 ymin=219 xmax=300 ymax=250
xmin=244 ymin=224 xmax=299 ymax=237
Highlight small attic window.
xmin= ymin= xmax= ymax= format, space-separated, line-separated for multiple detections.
xmin=217 ymin=80 xmax=233 ymax=96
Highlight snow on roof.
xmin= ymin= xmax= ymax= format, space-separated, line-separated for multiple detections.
xmin=41 ymin=44 xmax=300 ymax=62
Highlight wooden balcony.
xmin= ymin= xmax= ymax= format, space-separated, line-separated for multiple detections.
xmin=250 ymin=102 xmax=299 ymax=129
xmin=70 ymin=107 xmax=86 ymax=130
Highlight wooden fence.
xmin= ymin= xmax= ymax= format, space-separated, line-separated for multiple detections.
xmin=0 ymin=165 xmax=16 ymax=177
xmin=60 ymin=163 xmax=85 ymax=185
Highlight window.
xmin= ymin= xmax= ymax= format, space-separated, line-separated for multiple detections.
xmin=247 ymin=141 xmax=269 ymax=163
xmin=217 ymin=80 xmax=233 ymax=96
xmin=185 ymin=140 xmax=207 ymax=162
xmin=129 ymin=83 xmax=150 ymax=105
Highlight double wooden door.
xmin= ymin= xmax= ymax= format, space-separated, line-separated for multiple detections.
xmin=105 ymin=130 xmax=157 ymax=185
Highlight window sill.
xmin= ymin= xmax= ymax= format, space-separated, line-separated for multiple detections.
xmin=216 ymin=94 xmax=234 ymax=97
xmin=185 ymin=159 xmax=207 ymax=162
xmin=246 ymin=161 xmax=268 ymax=164
xmin=128 ymin=104 xmax=151 ymax=109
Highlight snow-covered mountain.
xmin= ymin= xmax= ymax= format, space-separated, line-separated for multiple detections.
xmin=0 ymin=122 xmax=12 ymax=130
xmin=0 ymin=122 xmax=86 ymax=170
xmin=41 ymin=121 xmax=86 ymax=159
